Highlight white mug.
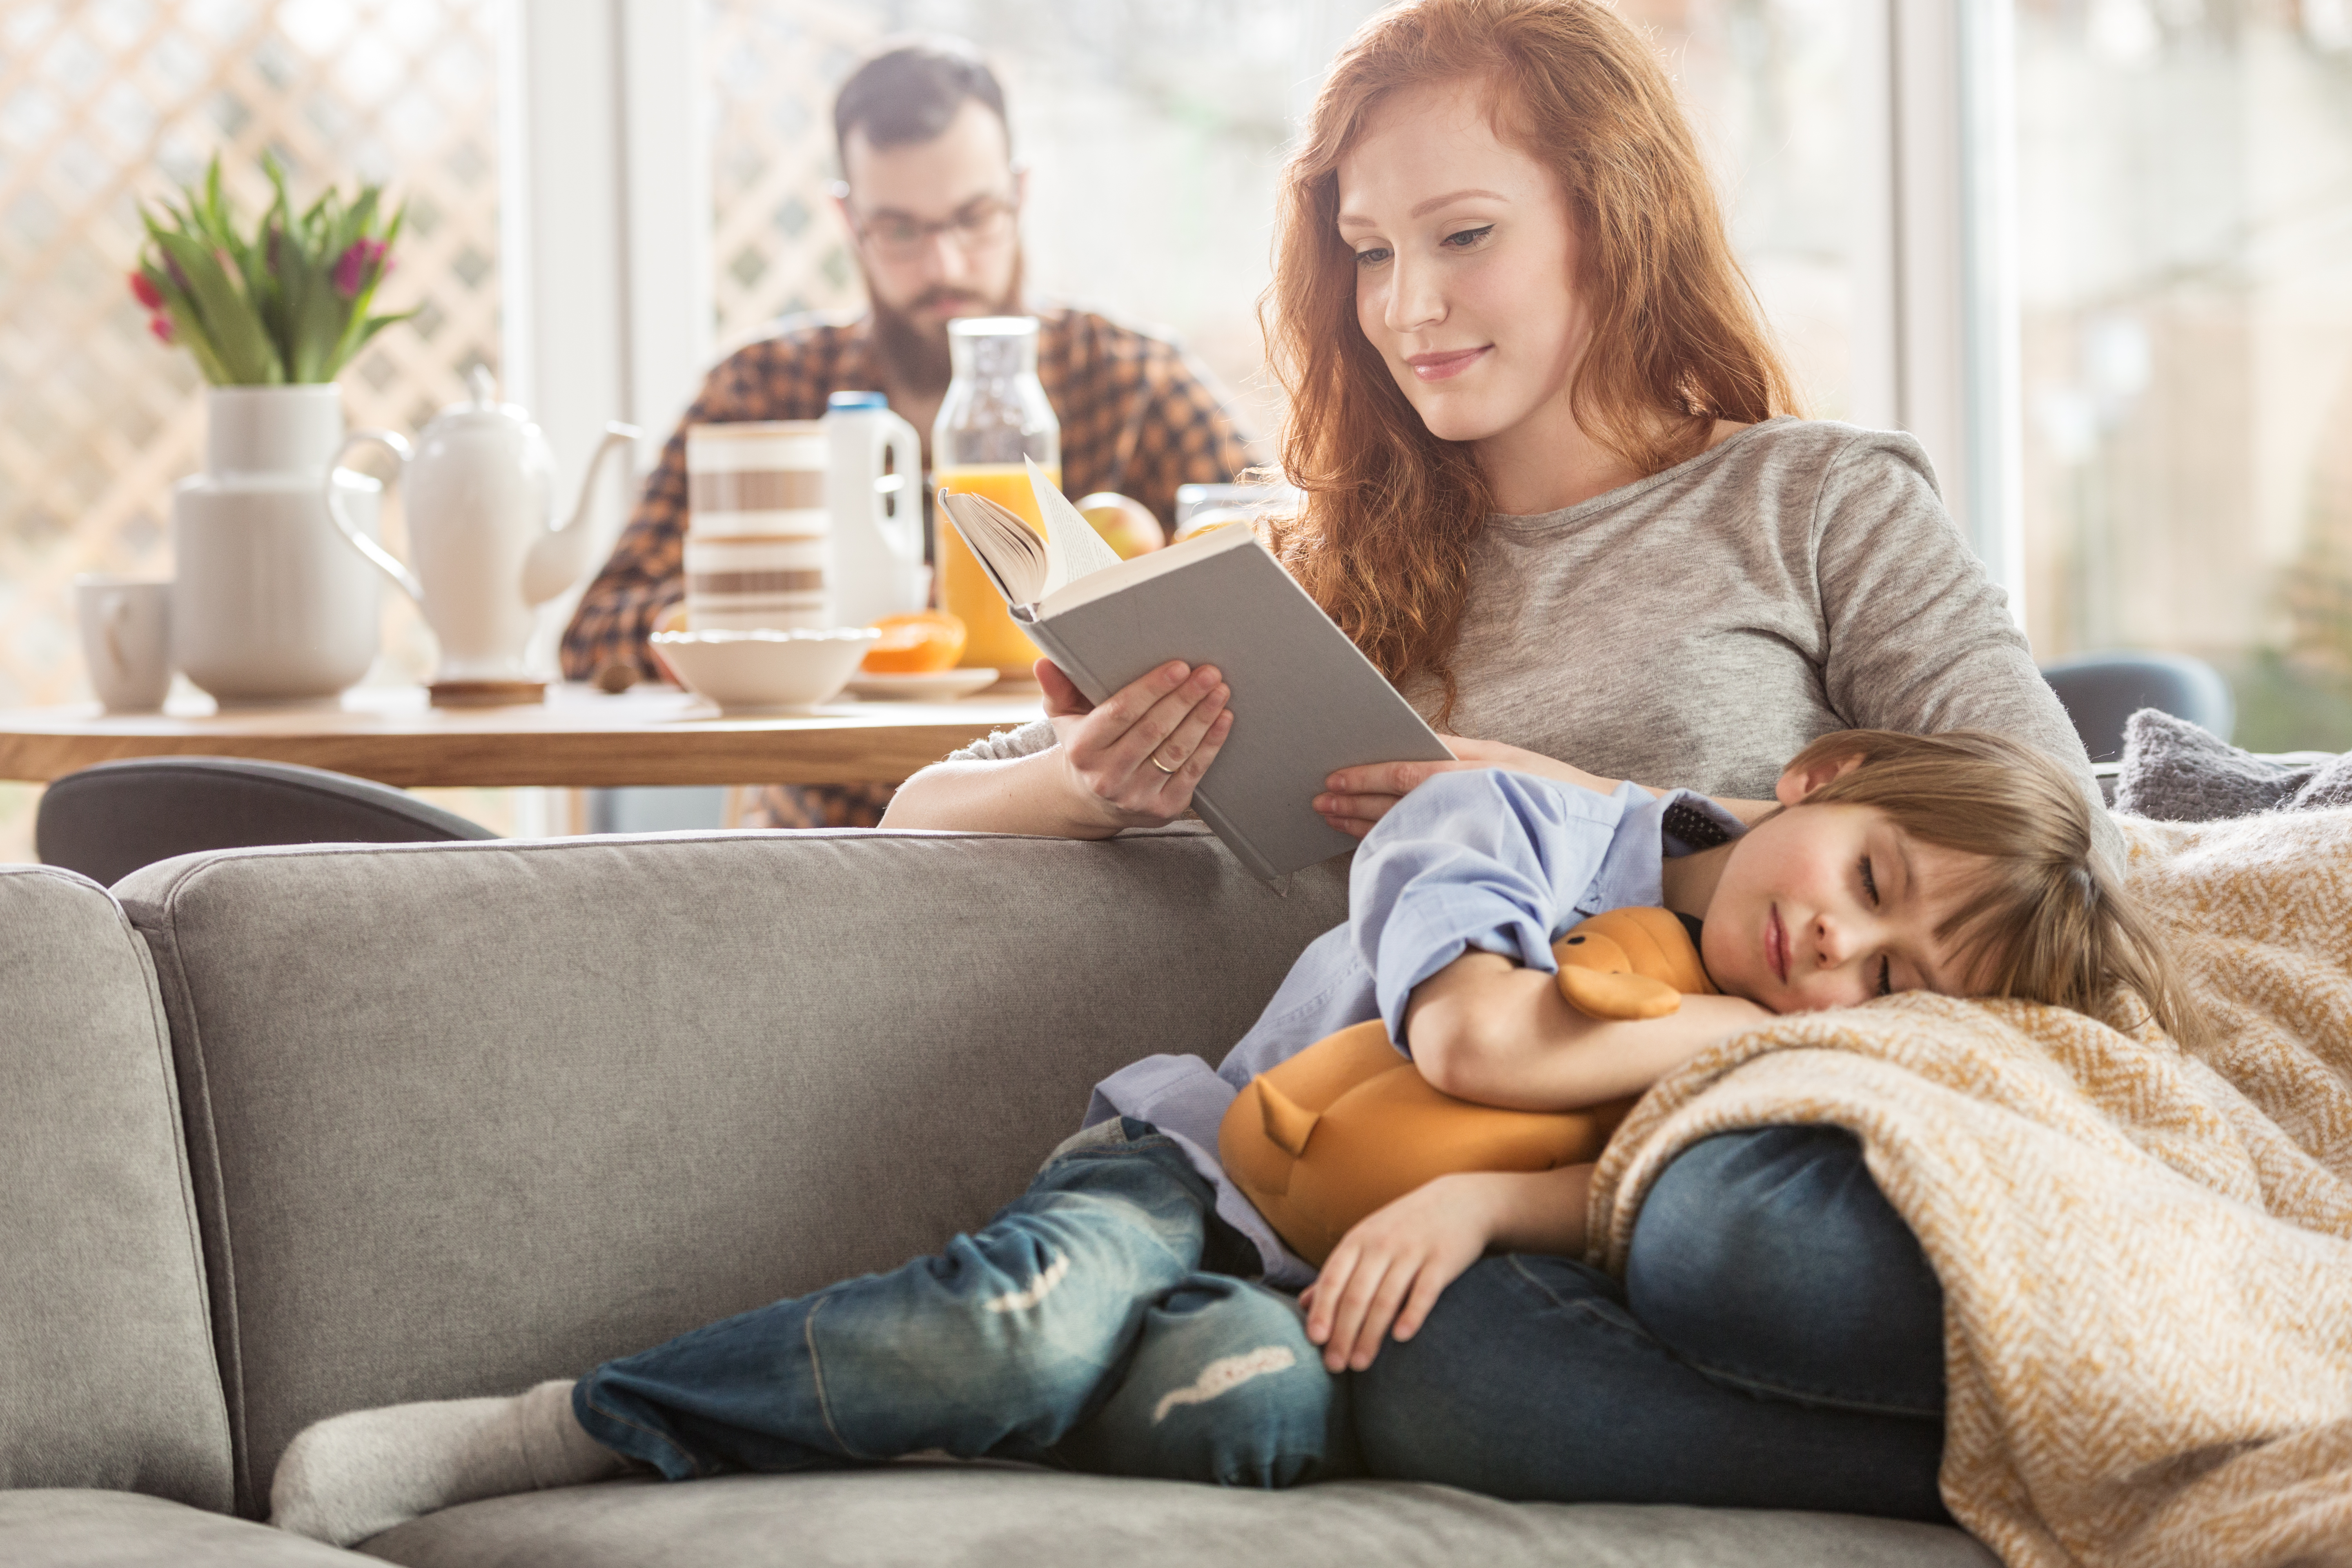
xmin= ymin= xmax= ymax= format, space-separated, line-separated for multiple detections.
xmin=75 ymin=576 xmax=174 ymax=713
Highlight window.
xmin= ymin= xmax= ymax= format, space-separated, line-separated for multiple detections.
xmin=2013 ymin=0 xmax=2352 ymax=746
xmin=1628 ymin=0 xmax=1865 ymax=423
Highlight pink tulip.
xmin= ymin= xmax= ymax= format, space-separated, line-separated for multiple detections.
xmin=148 ymin=312 xmax=176 ymax=345
xmin=129 ymin=269 xmax=164 ymax=309
xmin=334 ymin=236 xmax=389 ymax=298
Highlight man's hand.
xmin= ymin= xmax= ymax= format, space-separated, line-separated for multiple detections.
xmin=1313 ymin=737 xmax=1635 ymax=839
xmin=1040 ymin=657 xmax=1232 ymax=833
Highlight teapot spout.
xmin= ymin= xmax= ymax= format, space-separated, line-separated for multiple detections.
xmin=522 ymin=422 xmax=641 ymax=606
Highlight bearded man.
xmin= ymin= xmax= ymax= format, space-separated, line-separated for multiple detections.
xmin=562 ymin=38 xmax=1254 ymax=826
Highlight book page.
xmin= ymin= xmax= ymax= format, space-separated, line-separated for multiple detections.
xmin=1027 ymin=456 xmax=1125 ymax=595
xmin=937 ymin=491 xmax=1048 ymax=605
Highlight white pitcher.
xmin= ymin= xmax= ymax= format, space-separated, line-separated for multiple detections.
xmin=822 ymin=391 xmax=926 ymax=628
xmin=324 ymin=367 xmax=639 ymax=684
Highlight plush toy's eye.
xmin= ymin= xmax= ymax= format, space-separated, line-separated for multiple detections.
xmin=1566 ymin=935 xmax=1586 ymax=945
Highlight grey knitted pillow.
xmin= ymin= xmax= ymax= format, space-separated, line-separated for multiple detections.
xmin=2111 ymin=709 xmax=2320 ymax=822
xmin=2294 ymin=751 xmax=2352 ymax=812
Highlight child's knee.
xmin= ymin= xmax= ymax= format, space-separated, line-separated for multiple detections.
xmin=1067 ymin=1277 xmax=1357 ymax=1486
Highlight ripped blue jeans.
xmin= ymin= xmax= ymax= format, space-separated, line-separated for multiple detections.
xmin=573 ymin=1118 xmax=1358 ymax=1487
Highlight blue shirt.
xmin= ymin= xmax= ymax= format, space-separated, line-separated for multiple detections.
xmin=1084 ymin=769 xmax=1747 ymax=1286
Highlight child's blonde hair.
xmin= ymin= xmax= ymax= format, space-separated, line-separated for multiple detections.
xmin=1781 ymin=728 xmax=2210 ymax=1053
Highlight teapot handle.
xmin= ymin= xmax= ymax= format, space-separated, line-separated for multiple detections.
xmin=324 ymin=430 xmax=424 ymax=605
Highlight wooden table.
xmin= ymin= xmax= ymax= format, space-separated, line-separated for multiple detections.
xmin=0 ymin=683 xmax=1047 ymax=789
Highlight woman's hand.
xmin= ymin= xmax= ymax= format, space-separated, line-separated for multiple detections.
xmin=1298 ymin=1174 xmax=1497 ymax=1372
xmin=1313 ymin=737 xmax=1635 ymax=839
xmin=1040 ymin=657 xmax=1233 ymax=833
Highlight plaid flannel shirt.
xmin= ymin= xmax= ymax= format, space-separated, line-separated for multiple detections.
xmin=560 ymin=306 xmax=1255 ymax=687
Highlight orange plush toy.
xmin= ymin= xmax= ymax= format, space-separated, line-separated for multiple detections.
xmin=1217 ymin=907 xmax=1716 ymax=1265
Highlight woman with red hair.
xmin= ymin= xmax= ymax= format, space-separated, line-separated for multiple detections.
xmin=883 ymin=0 xmax=2088 ymax=844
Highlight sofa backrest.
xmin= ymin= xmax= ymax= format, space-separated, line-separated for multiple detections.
xmin=0 ymin=865 xmax=233 ymax=1511
xmin=116 ymin=826 xmax=1348 ymax=1517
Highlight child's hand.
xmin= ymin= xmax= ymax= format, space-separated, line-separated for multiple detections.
xmin=1299 ymin=1174 xmax=1498 ymax=1372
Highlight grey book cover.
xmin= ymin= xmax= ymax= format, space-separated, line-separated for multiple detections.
xmin=1016 ymin=532 xmax=1454 ymax=883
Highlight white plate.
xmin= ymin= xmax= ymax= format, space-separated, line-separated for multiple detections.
xmin=843 ymin=668 xmax=1003 ymax=702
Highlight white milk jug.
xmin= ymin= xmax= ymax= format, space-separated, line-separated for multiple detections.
xmin=822 ymin=391 xmax=926 ymax=628
xmin=324 ymin=367 xmax=639 ymax=685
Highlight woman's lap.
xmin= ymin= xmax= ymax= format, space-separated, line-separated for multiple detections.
xmin=1626 ymin=1123 xmax=1945 ymax=1417
xmin=1351 ymin=1125 xmax=1949 ymax=1521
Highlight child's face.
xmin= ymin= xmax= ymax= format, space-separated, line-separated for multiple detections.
xmin=1700 ymin=802 xmax=1990 ymax=1013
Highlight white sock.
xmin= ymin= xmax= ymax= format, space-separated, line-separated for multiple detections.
xmin=270 ymin=1379 xmax=628 ymax=1546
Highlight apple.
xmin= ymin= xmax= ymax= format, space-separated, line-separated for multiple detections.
xmin=1076 ymin=492 xmax=1165 ymax=559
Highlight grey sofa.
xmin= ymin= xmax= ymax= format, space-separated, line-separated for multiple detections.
xmin=2 ymin=826 xmax=1996 ymax=1566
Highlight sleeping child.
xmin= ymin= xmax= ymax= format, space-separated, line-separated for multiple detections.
xmin=267 ymin=727 xmax=2200 ymax=1545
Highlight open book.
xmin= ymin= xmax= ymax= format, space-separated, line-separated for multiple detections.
xmin=939 ymin=460 xmax=1453 ymax=884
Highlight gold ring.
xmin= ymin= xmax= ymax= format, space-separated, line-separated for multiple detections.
xmin=1149 ymin=752 xmax=1182 ymax=775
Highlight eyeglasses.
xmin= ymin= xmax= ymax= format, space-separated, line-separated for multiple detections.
xmin=837 ymin=187 xmax=1018 ymax=263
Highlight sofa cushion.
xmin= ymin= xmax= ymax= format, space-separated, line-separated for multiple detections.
xmin=358 ymin=1470 xmax=1997 ymax=1568
xmin=0 ymin=866 xmax=232 ymax=1510
xmin=0 ymin=1488 xmax=371 ymax=1566
xmin=116 ymin=827 xmax=1347 ymax=1516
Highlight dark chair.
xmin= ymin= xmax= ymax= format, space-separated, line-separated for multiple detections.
xmin=2040 ymin=651 xmax=2234 ymax=764
xmin=36 ymin=756 xmax=497 ymax=886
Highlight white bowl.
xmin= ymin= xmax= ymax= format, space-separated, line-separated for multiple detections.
xmin=650 ymin=628 xmax=880 ymax=713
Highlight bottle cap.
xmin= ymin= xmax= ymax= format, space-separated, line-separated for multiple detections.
xmin=827 ymin=390 xmax=889 ymax=410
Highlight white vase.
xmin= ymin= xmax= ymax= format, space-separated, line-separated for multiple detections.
xmin=173 ymin=385 xmax=383 ymax=705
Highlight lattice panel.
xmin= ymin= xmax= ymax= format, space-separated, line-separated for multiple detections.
xmin=706 ymin=0 xmax=881 ymax=345
xmin=0 ymin=0 xmax=503 ymax=713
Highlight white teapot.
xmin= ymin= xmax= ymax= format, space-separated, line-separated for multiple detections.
xmin=324 ymin=366 xmax=639 ymax=685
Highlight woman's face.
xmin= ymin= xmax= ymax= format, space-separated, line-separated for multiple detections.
xmin=1336 ymin=77 xmax=1591 ymax=448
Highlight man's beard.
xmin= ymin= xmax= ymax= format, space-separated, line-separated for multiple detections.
xmin=865 ymin=250 xmax=1025 ymax=397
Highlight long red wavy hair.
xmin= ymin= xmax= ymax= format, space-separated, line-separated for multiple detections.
xmin=1262 ymin=0 xmax=1797 ymax=719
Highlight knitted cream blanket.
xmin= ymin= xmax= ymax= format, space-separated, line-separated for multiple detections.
xmin=1592 ymin=808 xmax=2352 ymax=1568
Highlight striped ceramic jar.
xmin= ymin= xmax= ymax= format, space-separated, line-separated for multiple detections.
xmin=684 ymin=420 xmax=831 ymax=630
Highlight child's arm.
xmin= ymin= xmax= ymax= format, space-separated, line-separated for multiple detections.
xmin=1300 ymin=1163 xmax=1592 ymax=1372
xmin=1406 ymin=949 xmax=1773 ymax=1111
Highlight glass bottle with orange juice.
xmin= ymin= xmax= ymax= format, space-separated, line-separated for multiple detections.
xmin=932 ymin=317 xmax=1060 ymax=674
